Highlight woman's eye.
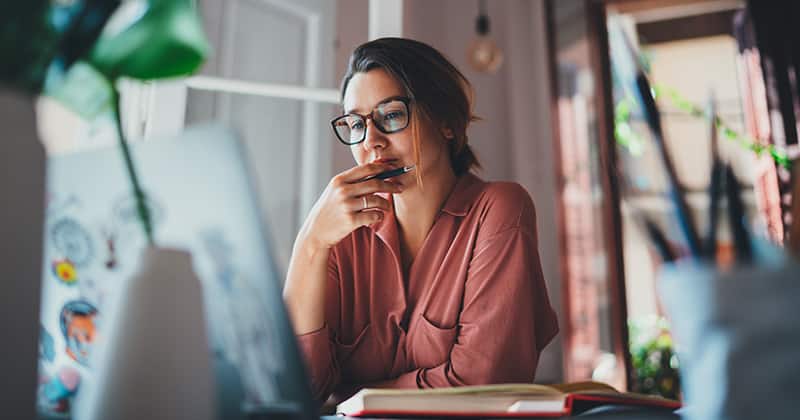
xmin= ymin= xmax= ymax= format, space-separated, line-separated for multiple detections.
xmin=384 ymin=111 xmax=404 ymax=120
xmin=350 ymin=120 xmax=365 ymax=130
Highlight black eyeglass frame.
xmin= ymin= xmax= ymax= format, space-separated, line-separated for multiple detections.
xmin=330 ymin=96 xmax=413 ymax=145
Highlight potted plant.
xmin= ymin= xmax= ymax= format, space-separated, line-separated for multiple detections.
xmin=51 ymin=2 xmax=217 ymax=419
xmin=4 ymin=1 xmax=215 ymax=418
xmin=1 ymin=2 xmax=119 ymax=418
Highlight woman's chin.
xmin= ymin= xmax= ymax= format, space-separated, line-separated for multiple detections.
xmin=385 ymin=177 xmax=411 ymax=192
xmin=386 ymin=181 xmax=404 ymax=194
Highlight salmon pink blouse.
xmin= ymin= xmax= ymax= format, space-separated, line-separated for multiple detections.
xmin=296 ymin=173 xmax=559 ymax=403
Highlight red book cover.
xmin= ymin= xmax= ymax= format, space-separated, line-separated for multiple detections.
xmin=338 ymin=382 xmax=680 ymax=418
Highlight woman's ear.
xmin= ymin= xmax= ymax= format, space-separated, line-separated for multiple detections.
xmin=440 ymin=126 xmax=455 ymax=140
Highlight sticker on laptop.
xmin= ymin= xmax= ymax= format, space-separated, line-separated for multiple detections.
xmin=50 ymin=218 xmax=94 ymax=268
xmin=60 ymin=300 xmax=99 ymax=367
xmin=51 ymin=258 xmax=79 ymax=285
xmin=101 ymin=226 xmax=118 ymax=270
xmin=37 ymin=365 xmax=81 ymax=414
xmin=40 ymin=325 xmax=55 ymax=363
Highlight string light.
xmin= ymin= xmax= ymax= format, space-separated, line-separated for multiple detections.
xmin=467 ymin=0 xmax=503 ymax=73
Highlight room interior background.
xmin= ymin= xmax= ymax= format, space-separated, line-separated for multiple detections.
xmin=38 ymin=0 xmax=568 ymax=384
xmin=37 ymin=0 xmax=796 ymax=393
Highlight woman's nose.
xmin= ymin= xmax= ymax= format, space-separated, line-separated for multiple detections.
xmin=362 ymin=118 xmax=388 ymax=150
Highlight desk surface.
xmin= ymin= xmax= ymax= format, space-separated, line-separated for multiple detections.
xmin=38 ymin=405 xmax=679 ymax=420
xmin=320 ymin=405 xmax=681 ymax=420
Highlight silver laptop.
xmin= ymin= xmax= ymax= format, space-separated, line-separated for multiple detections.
xmin=38 ymin=123 xmax=316 ymax=419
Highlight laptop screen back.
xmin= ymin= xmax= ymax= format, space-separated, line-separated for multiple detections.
xmin=38 ymin=123 xmax=316 ymax=419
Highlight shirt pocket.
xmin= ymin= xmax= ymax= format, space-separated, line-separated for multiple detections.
xmin=334 ymin=322 xmax=370 ymax=362
xmin=409 ymin=314 xmax=458 ymax=369
xmin=334 ymin=323 xmax=383 ymax=383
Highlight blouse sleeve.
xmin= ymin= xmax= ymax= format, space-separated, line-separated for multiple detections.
xmin=375 ymin=184 xmax=559 ymax=388
xmin=294 ymin=249 xmax=342 ymax=402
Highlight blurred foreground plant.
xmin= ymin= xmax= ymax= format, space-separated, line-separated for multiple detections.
xmin=629 ymin=315 xmax=680 ymax=400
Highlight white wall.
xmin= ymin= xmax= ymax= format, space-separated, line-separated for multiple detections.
xmin=403 ymin=0 xmax=564 ymax=383
xmin=331 ymin=0 xmax=370 ymax=173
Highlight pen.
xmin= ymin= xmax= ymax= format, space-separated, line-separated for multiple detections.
xmin=724 ymin=164 xmax=752 ymax=262
xmin=635 ymin=73 xmax=703 ymax=258
xmin=361 ymin=165 xmax=415 ymax=181
xmin=609 ymin=19 xmax=702 ymax=258
xmin=643 ymin=216 xmax=675 ymax=263
xmin=630 ymin=205 xmax=676 ymax=263
xmin=705 ymin=92 xmax=723 ymax=260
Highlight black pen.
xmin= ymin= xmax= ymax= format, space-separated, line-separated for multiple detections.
xmin=724 ymin=164 xmax=752 ymax=262
xmin=629 ymin=205 xmax=675 ymax=262
xmin=705 ymin=92 xmax=723 ymax=260
xmin=643 ymin=217 xmax=675 ymax=263
xmin=609 ymin=20 xmax=702 ymax=258
xmin=635 ymin=73 xmax=703 ymax=258
xmin=361 ymin=165 xmax=415 ymax=182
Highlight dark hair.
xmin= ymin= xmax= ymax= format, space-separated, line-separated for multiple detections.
xmin=341 ymin=37 xmax=480 ymax=176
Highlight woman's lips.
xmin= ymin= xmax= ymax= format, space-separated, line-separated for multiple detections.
xmin=372 ymin=158 xmax=400 ymax=169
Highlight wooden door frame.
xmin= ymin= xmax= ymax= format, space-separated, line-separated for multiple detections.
xmin=586 ymin=0 xmax=632 ymax=391
xmin=544 ymin=0 xmax=632 ymax=390
xmin=547 ymin=0 xmax=745 ymax=391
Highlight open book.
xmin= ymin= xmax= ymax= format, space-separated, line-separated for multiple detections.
xmin=337 ymin=381 xmax=680 ymax=418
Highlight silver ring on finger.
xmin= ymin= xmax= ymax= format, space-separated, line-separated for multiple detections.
xmin=362 ymin=196 xmax=368 ymax=210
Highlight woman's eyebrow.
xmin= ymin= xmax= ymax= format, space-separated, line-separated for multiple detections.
xmin=344 ymin=95 xmax=405 ymax=114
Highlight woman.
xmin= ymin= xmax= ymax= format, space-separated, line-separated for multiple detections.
xmin=284 ymin=38 xmax=558 ymax=404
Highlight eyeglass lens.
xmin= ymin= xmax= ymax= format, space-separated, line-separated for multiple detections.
xmin=333 ymin=99 xmax=409 ymax=144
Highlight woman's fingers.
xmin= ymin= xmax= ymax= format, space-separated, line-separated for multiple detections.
xmin=335 ymin=162 xmax=394 ymax=184
xmin=343 ymin=178 xmax=403 ymax=197
xmin=304 ymin=163 xmax=400 ymax=249
xmin=350 ymin=194 xmax=391 ymax=212
xmin=352 ymin=209 xmax=384 ymax=227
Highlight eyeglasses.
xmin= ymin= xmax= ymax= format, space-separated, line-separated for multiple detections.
xmin=330 ymin=96 xmax=412 ymax=145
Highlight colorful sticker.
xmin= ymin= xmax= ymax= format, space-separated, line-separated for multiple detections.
xmin=50 ymin=218 xmax=94 ymax=267
xmin=51 ymin=259 xmax=78 ymax=285
xmin=101 ymin=227 xmax=118 ymax=270
xmin=37 ymin=365 xmax=80 ymax=413
xmin=40 ymin=325 xmax=55 ymax=363
xmin=59 ymin=300 xmax=98 ymax=366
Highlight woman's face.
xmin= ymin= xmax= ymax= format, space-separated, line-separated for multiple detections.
xmin=343 ymin=69 xmax=450 ymax=190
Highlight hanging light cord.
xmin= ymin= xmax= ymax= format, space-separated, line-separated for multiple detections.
xmin=476 ymin=0 xmax=489 ymax=35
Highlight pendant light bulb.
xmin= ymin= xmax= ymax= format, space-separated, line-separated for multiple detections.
xmin=467 ymin=1 xmax=503 ymax=73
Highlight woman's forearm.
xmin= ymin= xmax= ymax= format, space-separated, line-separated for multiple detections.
xmin=283 ymin=162 xmax=396 ymax=335
xmin=284 ymin=234 xmax=330 ymax=335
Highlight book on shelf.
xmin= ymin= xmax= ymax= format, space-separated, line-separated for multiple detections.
xmin=337 ymin=381 xmax=681 ymax=418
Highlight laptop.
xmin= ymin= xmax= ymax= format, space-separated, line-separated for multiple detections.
xmin=38 ymin=124 xmax=317 ymax=419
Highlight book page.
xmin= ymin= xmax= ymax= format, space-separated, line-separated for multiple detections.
xmin=358 ymin=383 xmax=565 ymax=397
xmin=549 ymin=381 xmax=618 ymax=394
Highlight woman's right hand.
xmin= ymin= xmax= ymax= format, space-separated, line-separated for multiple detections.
xmin=299 ymin=162 xmax=403 ymax=250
